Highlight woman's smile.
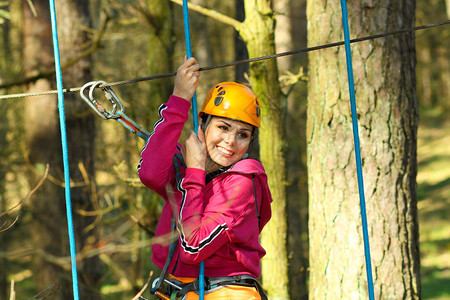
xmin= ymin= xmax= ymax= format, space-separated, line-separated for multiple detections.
xmin=216 ymin=145 xmax=235 ymax=157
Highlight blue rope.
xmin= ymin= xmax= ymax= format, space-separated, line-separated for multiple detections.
xmin=182 ymin=0 xmax=199 ymax=135
xmin=48 ymin=1 xmax=80 ymax=299
xmin=182 ymin=1 xmax=204 ymax=299
xmin=339 ymin=1 xmax=375 ymax=299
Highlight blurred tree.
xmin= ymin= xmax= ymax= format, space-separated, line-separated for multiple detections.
xmin=416 ymin=0 xmax=450 ymax=118
xmin=0 ymin=68 xmax=8 ymax=300
xmin=0 ymin=2 xmax=9 ymax=298
xmin=1 ymin=0 xmax=23 ymax=298
xmin=234 ymin=0 xmax=248 ymax=83
xmin=145 ymin=0 xmax=175 ymax=106
xmin=446 ymin=0 xmax=450 ymax=18
xmin=55 ymin=0 xmax=102 ymax=298
xmin=239 ymin=2 xmax=289 ymax=299
xmin=307 ymin=0 xmax=421 ymax=299
xmin=22 ymin=0 xmax=68 ymax=297
xmin=274 ymin=0 xmax=309 ymax=298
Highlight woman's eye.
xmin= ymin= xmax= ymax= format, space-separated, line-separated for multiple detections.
xmin=219 ymin=125 xmax=228 ymax=131
xmin=238 ymin=132 xmax=249 ymax=139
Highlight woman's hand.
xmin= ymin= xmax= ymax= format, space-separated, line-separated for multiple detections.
xmin=173 ymin=57 xmax=201 ymax=101
xmin=181 ymin=125 xmax=207 ymax=170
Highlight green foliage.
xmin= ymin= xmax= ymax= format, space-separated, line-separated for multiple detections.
xmin=417 ymin=110 xmax=450 ymax=300
xmin=0 ymin=1 xmax=10 ymax=24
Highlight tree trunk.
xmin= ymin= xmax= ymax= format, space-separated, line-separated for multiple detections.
xmin=307 ymin=0 xmax=420 ymax=298
xmin=23 ymin=0 xmax=68 ymax=296
xmin=446 ymin=0 xmax=450 ymax=19
xmin=240 ymin=1 xmax=289 ymax=299
xmin=0 ymin=5 xmax=9 ymax=298
xmin=146 ymin=0 xmax=175 ymax=111
xmin=274 ymin=0 xmax=309 ymax=298
xmin=234 ymin=0 xmax=248 ymax=83
xmin=274 ymin=0 xmax=292 ymax=76
xmin=55 ymin=0 xmax=101 ymax=298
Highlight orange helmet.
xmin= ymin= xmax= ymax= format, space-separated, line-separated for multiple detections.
xmin=199 ymin=82 xmax=261 ymax=128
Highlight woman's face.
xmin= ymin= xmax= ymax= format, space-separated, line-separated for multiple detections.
xmin=204 ymin=116 xmax=253 ymax=168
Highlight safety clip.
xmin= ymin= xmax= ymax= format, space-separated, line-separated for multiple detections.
xmin=80 ymin=81 xmax=151 ymax=141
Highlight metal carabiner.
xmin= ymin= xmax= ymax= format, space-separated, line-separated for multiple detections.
xmin=80 ymin=80 xmax=151 ymax=141
xmin=95 ymin=84 xmax=125 ymax=119
xmin=80 ymin=80 xmax=125 ymax=119
xmin=80 ymin=81 xmax=110 ymax=119
xmin=151 ymin=278 xmax=186 ymax=300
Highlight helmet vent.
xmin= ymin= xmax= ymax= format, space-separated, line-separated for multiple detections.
xmin=256 ymin=107 xmax=261 ymax=117
xmin=218 ymin=90 xmax=226 ymax=96
xmin=214 ymin=97 xmax=223 ymax=106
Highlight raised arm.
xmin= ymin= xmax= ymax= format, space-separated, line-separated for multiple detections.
xmin=138 ymin=58 xmax=201 ymax=195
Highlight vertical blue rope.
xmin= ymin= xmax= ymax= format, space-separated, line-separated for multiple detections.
xmin=182 ymin=1 xmax=204 ymax=299
xmin=48 ymin=1 xmax=80 ymax=299
xmin=182 ymin=0 xmax=199 ymax=135
xmin=339 ymin=1 xmax=375 ymax=299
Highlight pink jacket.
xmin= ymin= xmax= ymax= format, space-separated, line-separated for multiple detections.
xmin=138 ymin=95 xmax=272 ymax=278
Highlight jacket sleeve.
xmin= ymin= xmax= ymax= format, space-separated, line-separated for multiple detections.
xmin=177 ymin=168 xmax=260 ymax=264
xmin=138 ymin=95 xmax=191 ymax=196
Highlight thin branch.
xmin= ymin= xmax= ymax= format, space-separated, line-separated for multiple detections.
xmin=131 ymin=271 xmax=154 ymax=300
xmin=9 ymin=279 xmax=15 ymax=300
xmin=77 ymin=205 xmax=119 ymax=217
xmin=170 ymin=0 xmax=242 ymax=30
xmin=113 ymin=161 xmax=145 ymax=187
xmin=25 ymin=0 xmax=37 ymax=17
xmin=0 ymin=215 xmax=20 ymax=233
xmin=21 ymin=141 xmax=87 ymax=188
xmin=100 ymin=254 xmax=134 ymax=289
xmin=28 ymin=282 xmax=61 ymax=300
xmin=0 ymin=164 xmax=49 ymax=217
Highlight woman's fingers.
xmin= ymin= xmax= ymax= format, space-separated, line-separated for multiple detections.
xmin=183 ymin=129 xmax=207 ymax=170
xmin=173 ymin=57 xmax=201 ymax=100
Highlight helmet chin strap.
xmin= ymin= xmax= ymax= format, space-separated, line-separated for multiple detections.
xmin=206 ymin=155 xmax=223 ymax=174
xmin=202 ymin=114 xmax=212 ymax=133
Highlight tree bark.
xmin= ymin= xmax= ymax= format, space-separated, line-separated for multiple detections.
xmin=274 ymin=0 xmax=309 ymax=298
xmin=23 ymin=0 xmax=68 ymax=296
xmin=55 ymin=0 xmax=101 ymax=298
xmin=240 ymin=1 xmax=289 ymax=299
xmin=307 ymin=0 xmax=420 ymax=299
xmin=146 ymin=0 xmax=175 ymax=110
xmin=234 ymin=0 xmax=248 ymax=83
xmin=274 ymin=0 xmax=293 ymax=75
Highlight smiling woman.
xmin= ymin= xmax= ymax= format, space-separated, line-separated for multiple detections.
xmin=203 ymin=117 xmax=253 ymax=171
xmin=138 ymin=58 xmax=272 ymax=300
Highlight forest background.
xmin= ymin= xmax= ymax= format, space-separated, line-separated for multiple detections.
xmin=0 ymin=0 xmax=449 ymax=299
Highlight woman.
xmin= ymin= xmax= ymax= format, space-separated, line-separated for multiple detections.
xmin=138 ymin=57 xmax=272 ymax=300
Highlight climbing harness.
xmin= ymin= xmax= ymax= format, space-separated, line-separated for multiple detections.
xmin=80 ymin=81 xmax=151 ymax=141
xmin=339 ymin=0 xmax=374 ymax=299
xmin=153 ymin=275 xmax=267 ymax=300
xmin=48 ymin=0 xmax=80 ymax=299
